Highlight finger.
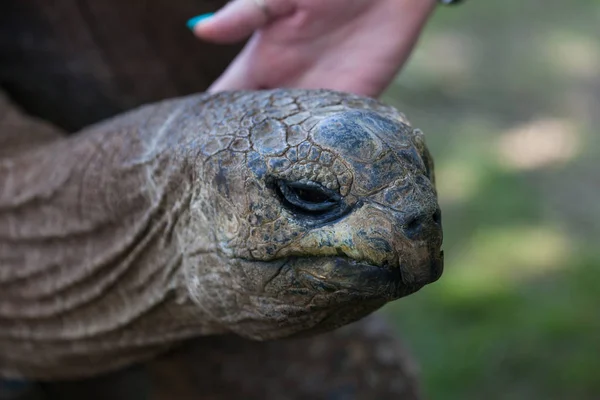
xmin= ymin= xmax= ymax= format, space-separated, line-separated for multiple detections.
xmin=208 ymin=38 xmax=262 ymax=91
xmin=188 ymin=0 xmax=287 ymax=44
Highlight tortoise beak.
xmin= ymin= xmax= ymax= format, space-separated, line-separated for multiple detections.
xmin=292 ymin=254 xmax=442 ymax=301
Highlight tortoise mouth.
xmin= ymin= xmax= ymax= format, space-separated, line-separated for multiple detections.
xmin=288 ymin=256 xmax=437 ymax=301
xmin=226 ymin=254 xmax=442 ymax=340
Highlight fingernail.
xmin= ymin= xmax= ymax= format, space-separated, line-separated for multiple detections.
xmin=186 ymin=13 xmax=214 ymax=30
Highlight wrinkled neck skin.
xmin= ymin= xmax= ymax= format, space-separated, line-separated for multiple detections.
xmin=0 ymin=95 xmax=226 ymax=379
xmin=0 ymin=90 xmax=441 ymax=379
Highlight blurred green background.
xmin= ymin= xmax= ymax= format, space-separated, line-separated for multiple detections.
xmin=380 ymin=1 xmax=600 ymax=399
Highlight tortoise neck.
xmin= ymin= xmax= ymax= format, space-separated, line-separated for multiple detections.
xmin=0 ymin=98 xmax=221 ymax=378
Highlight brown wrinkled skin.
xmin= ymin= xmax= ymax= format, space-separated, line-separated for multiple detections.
xmin=0 ymin=89 xmax=442 ymax=381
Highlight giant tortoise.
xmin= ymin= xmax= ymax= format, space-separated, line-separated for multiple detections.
xmin=0 ymin=1 xmax=443 ymax=398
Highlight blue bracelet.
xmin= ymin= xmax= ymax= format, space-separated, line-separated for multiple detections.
xmin=439 ymin=0 xmax=463 ymax=4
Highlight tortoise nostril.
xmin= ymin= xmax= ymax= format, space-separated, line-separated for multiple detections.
xmin=403 ymin=215 xmax=426 ymax=238
xmin=403 ymin=208 xmax=442 ymax=239
xmin=432 ymin=208 xmax=442 ymax=225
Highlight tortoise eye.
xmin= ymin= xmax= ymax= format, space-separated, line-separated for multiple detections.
xmin=276 ymin=181 xmax=341 ymax=215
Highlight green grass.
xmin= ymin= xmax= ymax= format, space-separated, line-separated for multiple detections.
xmin=385 ymin=254 xmax=600 ymax=400
xmin=379 ymin=1 xmax=600 ymax=398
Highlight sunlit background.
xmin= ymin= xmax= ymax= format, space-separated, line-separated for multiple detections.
xmin=380 ymin=1 xmax=600 ymax=399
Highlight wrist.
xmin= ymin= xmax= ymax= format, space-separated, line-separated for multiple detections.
xmin=438 ymin=0 xmax=463 ymax=5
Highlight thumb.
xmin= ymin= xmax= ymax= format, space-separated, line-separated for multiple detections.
xmin=188 ymin=0 xmax=290 ymax=44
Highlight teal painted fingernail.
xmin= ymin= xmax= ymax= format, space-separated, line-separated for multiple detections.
xmin=186 ymin=13 xmax=214 ymax=30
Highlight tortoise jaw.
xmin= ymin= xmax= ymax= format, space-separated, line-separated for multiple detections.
xmin=220 ymin=254 xmax=442 ymax=340
xmin=292 ymin=256 xmax=434 ymax=301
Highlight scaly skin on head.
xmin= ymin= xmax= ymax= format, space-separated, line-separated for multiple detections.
xmin=178 ymin=90 xmax=443 ymax=340
xmin=0 ymin=89 xmax=442 ymax=379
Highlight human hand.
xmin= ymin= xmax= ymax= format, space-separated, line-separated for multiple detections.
xmin=188 ymin=0 xmax=437 ymax=98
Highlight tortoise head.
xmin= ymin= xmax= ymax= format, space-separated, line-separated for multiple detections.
xmin=182 ymin=91 xmax=443 ymax=340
